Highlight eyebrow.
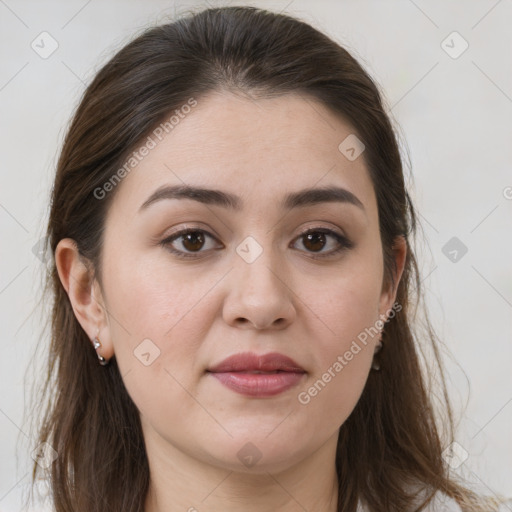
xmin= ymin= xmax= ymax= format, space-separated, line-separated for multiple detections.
xmin=139 ymin=184 xmax=365 ymax=213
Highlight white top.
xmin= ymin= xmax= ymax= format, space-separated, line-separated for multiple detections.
xmin=356 ymin=491 xmax=459 ymax=511
xmin=357 ymin=490 xmax=512 ymax=511
xmin=31 ymin=482 xmax=512 ymax=511
xmin=410 ymin=491 xmax=462 ymax=511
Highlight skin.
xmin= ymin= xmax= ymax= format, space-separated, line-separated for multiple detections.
xmin=56 ymin=91 xmax=406 ymax=512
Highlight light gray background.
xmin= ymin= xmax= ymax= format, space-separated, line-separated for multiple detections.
xmin=1 ymin=1 xmax=511 ymax=510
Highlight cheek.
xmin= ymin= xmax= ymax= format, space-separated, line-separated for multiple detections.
xmin=102 ymin=251 xmax=219 ymax=410
xmin=296 ymin=285 xmax=380 ymax=429
xmin=104 ymin=247 xmax=217 ymax=342
xmin=297 ymin=250 xmax=383 ymax=418
xmin=296 ymin=349 xmax=371 ymax=434
xmin=310 ymin=250 xmax=384 ymax=351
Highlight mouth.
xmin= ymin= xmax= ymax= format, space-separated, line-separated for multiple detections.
xmin=207 ymin=351 xmax=305 ymax=373
xmin=238 ymin=370 xmax=284 ymax=374
xmin=206 ymin=352 xmax=306 ymax=397
xmin=207 ymin=370 xmax=306 ymax=397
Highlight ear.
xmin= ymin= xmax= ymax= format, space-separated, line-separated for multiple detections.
xmin=378 ymin=235 xmax=407 ymax=319
xmin=54 ymin=238 xmax=114 ymax=361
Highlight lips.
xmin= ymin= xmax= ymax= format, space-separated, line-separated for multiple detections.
xmin=206 ymin=352 xmax=306 ymax=397
xmin=207 ymin=352 xmax=306 ymax=374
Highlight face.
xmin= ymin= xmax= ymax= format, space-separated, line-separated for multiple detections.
xmin=72 ymin=91 xmax=404 ymax=474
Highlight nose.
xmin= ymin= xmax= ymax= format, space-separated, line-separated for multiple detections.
xmin=222 ymin=245 xmax=296 ymax=330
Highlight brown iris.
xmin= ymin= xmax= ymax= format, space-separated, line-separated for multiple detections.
xmin=302 ymin=232 xmax=326 ymax=252
xmin=181 ymin=231 xmax=205 ymax=252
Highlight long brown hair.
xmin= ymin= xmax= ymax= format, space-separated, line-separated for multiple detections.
xmin=28 ymin=5 xmax=507 ymax=511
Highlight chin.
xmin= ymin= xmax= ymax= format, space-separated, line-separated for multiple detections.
xmin=199 ymin=435 xmax=308 ymax=475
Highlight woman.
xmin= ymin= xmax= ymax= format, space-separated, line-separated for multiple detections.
xmin=30 ymin=5 xmax=509 ymax=511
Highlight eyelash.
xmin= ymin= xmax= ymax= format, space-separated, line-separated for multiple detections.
xmin=159 ymin=226 xmax=354 ymax=260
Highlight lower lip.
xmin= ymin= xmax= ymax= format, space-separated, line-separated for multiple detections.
xmin=208 ymin=371 xmax=305 ymax=397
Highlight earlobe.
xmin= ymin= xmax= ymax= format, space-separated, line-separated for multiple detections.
xmin=55 ymin=238 xmax=114 ymax=360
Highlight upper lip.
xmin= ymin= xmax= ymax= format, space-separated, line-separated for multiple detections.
xmin=207 ymin=352 xmax=306 ymax=373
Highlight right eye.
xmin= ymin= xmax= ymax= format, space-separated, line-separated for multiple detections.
xmin=160 ymin=228 xmax=223 ymax=259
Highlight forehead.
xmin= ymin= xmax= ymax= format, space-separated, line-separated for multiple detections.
xmin=108 ymin=91 xmax=376 ymax=219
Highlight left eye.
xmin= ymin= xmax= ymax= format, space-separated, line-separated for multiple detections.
xmin=291 ymin=228 xmax=353 ymax=258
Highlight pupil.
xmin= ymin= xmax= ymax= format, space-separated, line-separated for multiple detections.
xmin=183 ymin=231 xmax=204 ymax=251
xmin=305 ymin=232 xmax=325 ymax=252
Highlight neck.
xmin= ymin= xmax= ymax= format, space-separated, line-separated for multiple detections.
xmin=143 ymin=429 xmax=340 ymax=512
